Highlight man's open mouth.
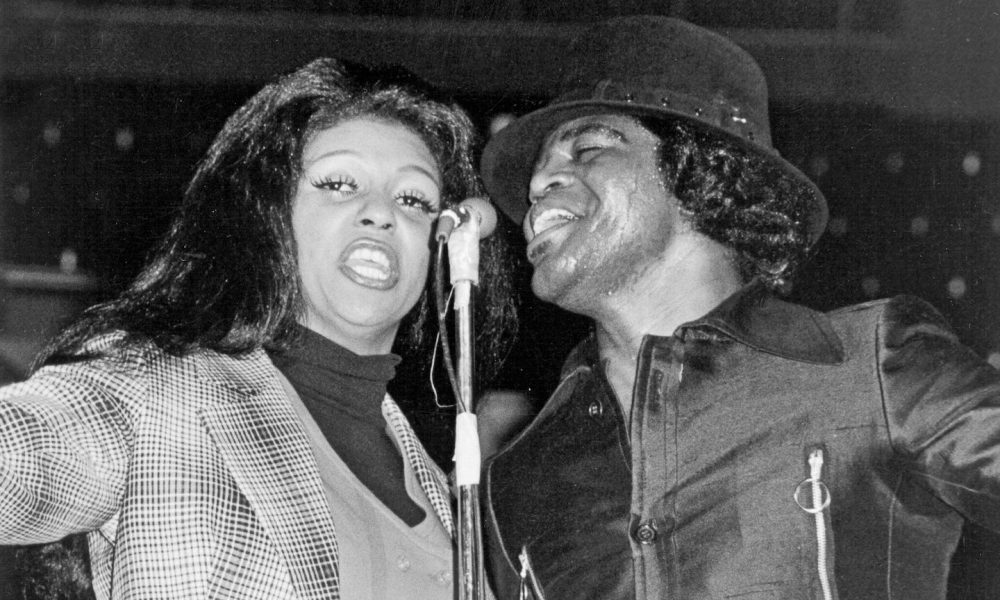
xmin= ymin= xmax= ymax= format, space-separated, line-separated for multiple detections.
xmin=532 ymin=207 xmax=580 ymax=237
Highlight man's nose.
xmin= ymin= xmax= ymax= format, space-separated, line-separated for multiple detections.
xmin=528 ymin=160 xmax=573 ymax=204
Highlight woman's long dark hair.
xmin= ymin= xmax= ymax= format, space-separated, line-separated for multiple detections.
xmin=38 ymin=58 xmax=517 ymax=380
xmin=18 ymin=59 xmax=519 ymax=600
xmin=641 ymin=117 xmax=815 ymax=290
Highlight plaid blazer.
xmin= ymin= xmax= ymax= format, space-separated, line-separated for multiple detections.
xmin=0 ymin=334 xmax=454 ymax=599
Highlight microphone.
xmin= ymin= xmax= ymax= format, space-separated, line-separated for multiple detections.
xmin=435 ymin=197 xmax=497 ymax=242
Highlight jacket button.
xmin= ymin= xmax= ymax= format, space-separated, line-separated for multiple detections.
xmin=635 ymin=520 xmax=658 ymax=544
xmin=587 ymin=400 xmax=603 ymax=418
xmin=435 ymin=570 xmax=452 ymax=586
xmin=396 ymin=555 xmax=411 ymax=572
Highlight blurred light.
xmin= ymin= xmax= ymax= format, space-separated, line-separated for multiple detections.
xmin=992 ymin=214 xmax=1000 ymax=235
xmin=885 ymin=152 xmax=905 ymax=174
xmin=861 ymin=276 xmax=880 ymax=297
xmin=988 ymin=352 xmax=1000 ymax=370
xmin=12 ymin=184 xmax=30 ymax=205
xmin=809 ymin=155 xmax=830 ymax=178
xmin=910 ymin=215 xmax=930 ymax=236
xmin=947 ymin=276 xmax=967 ymax=299
xmin=115 ymin=127 xmax=135 ymax=151
xmin=962 ymin=151 xmax=982 ymax=176
xmin=43 ymin=122 xmax=61 ymax=147
xmin=489 ymin=114 xmax=516 ymax=136
xmin=827 ymin=216 xmax=848 ymax=237
xmin=59 ymin=248 xmax=78 ymax=274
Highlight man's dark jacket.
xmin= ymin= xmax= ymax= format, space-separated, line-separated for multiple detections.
xmin=485 ymin=284 xmax=1000 ymax=599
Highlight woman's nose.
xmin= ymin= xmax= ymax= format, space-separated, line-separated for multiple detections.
xmin=528 ymin=159 xmax=573 ymax=204
xmin=357 ymin=194 xmax=396 ymax=230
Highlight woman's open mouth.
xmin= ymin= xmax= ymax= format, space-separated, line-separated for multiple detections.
xmin=339 ymin=239 xmax=399 ymax=290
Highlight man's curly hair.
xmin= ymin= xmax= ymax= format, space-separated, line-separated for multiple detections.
xmin=640 ymin=117 xmax=815 ymax=291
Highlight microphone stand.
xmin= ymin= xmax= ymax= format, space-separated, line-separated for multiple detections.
xmin=438 ymin=209 xmax=486 ymax=600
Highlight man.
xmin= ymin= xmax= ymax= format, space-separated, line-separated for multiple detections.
xmin=479 ymin=16 xmax=1000 ymax=600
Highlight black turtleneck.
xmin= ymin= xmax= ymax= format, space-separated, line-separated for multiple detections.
xmin=268 ymin=326 xmax=426 ymax=526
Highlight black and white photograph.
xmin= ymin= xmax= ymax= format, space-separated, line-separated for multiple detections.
xmin=2 ymin=1 xmax=1000 ymax=599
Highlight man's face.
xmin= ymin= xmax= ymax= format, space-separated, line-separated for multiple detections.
xmin=523 ymin=114 xmax=683 ymax=315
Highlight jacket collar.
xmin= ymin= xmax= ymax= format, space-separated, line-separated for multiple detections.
xmin=195 ymin=348 xmax=454 ymax=599
xmin=563 ymin=280 xmax=844 ymax=376
xmin=678 ymin=280 xmax=844 ymax=364
xmin=194 ymin=349 xmax=342 ymax=600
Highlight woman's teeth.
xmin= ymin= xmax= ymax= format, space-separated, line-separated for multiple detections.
xmin=352 ymin=265 xmax=388 ymax=280
xmin=348 ymin=247 xmax=390 ymax=270
xmin=344 ymin=246 xmax=392 ymax=281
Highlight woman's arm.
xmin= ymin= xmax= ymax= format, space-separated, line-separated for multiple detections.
xmin=0 ymin=350 xmax=147 ymax=544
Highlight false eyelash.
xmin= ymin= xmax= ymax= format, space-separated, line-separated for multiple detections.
xmin=310 ymin=175 xmax=358 ymax=192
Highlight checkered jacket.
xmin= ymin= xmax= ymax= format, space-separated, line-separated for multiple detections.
xmin=0 ymin=334 xmax=454 ymax=599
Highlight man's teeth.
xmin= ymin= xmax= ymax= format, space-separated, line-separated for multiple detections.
xmin=533 ymin=208 xmax=579 ymax=235
xmin=348 ymin=247 xmax=390 ymax=268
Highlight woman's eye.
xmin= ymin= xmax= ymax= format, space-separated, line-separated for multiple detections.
xmin=397 ymin=190 xmax=439 ymax=214
xmin=312 ymin=176 xmax=358 ymax=194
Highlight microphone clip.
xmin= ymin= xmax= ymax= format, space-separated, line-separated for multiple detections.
xmin=435 ymin=198 xmax=497 ymax=243
xmin=435 ymin=206 xmax=467 ymax=243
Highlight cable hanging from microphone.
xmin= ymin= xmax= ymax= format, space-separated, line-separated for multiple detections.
xmin=434 ymin=238 xmax=465 ymax=411
xmin=432 ymin=197 xmax=497 ymax=410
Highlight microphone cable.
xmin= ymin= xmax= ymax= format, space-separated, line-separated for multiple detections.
xmin=434 ymin=237 xmax=466 ymax=411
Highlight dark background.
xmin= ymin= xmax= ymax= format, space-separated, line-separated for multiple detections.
xmin=2 ymin=1 xmax=1000 ymax=598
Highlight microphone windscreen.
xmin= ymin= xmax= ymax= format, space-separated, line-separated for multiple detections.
xmin=463 ymin=197 xmax=497 ymax=239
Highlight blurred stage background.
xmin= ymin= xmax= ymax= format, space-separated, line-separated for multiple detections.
xmin=2 ymin=1 xmax=999 ymax=598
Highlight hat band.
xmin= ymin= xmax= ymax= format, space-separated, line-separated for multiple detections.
xmin=556 ymin=79 xmax=774 ymax=151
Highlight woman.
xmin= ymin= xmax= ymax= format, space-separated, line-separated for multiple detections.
xmin=0 ymin=58 xmax=516 ymax=599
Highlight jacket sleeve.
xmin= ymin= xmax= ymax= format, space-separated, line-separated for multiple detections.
xmin=0 ymin=348 xmax=148 ymax=544
xmin=879 ymin=295 xmax=1000 ymax=532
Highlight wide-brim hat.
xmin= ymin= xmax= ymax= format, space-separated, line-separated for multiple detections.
xmin=481 ymin=16 xmax=827 ymax=245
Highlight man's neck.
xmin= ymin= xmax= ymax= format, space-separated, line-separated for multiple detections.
xmin=593 ymin=244 xmax=742 ymax=418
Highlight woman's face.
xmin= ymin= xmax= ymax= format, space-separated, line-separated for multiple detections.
xmin=292 ymin=118 xmax=442 ymax=355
